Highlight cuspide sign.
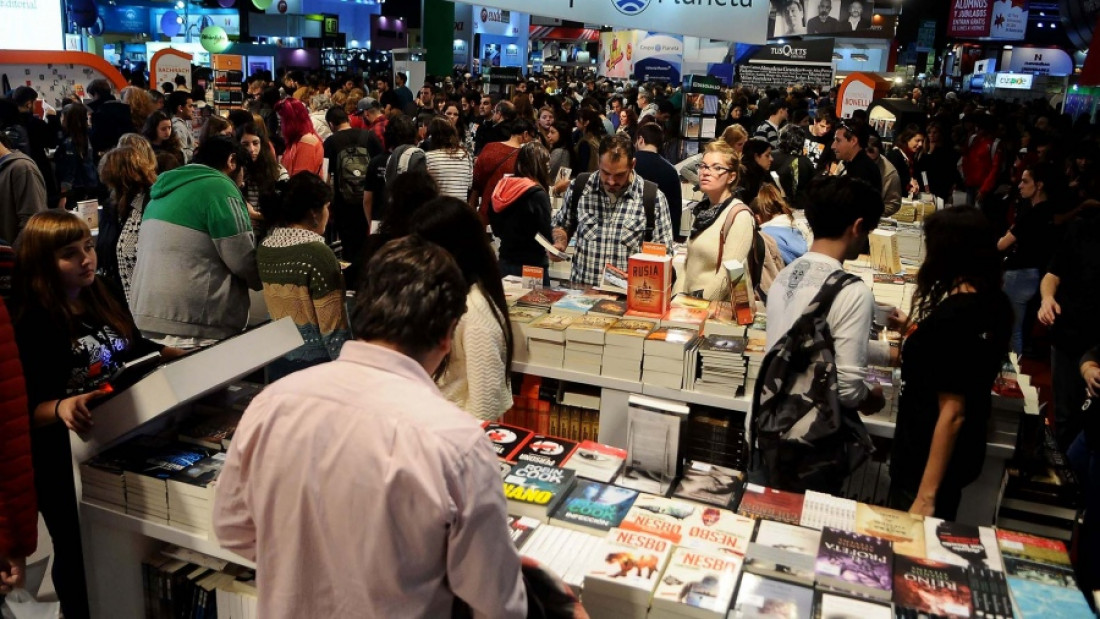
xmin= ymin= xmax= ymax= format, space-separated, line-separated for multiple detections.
xmin=448 ymin=0 xmax=769 ymax=45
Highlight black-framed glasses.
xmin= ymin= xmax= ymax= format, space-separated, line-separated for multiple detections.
xmin=698 ymin=163 xmax=733 ymax=175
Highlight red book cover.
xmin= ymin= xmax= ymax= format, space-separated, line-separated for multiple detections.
xmin=515 ymin=435 xmax=580 ymax=467
xmin=736 ymin=483 xmax=805 ymax=525
xmin=627 ymin=254 xmax=672 ymax=316
xmin=485 ymin=423 xmax=535 ymax=462
xmin=892 ymin=555 xmax=973 ymax=619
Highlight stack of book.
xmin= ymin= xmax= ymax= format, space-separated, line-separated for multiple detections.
xmin=602 ymin=319 xmax=656 ymax=381
xmin=143 ymin=546 xmax=256 ymax=619
xmin=551 ymin=294 xmax=602 ymax=317
xmin=126 ymin=442 xmax=216 ymax=526
xmin=516 ymin=288 xmax=566 ymax=312
xmin=894 ymin=223 xmax=924 ymax=265
xmin=868 ymin=229 xmax=902 ymax=274
xmin=702 ymin=301 xmax=745 ymax=338
xmin=693 ymin=334 xmax=747 ymax=396
xmin=80 ymin=448 xmax=130 ymax=514
xmin=526 ymin=314 xmax=574 ymax=367
xmin=997 ymin=529 xmax=1093 ymax=617
xmin=742 ymin=336 xmax=767 ymax=397
xmin=649 ymin=546 xmax=743 ymax=619
xmin=502 ymin=462 xmax=577 ymax=522
xmin=871 ymin=274 xmax=915 ymax=316
xmin=583 ymin=528 xmax=674 ymax=619
xmin=564 ymin=316 xmax=618 ymax=374
xmin=167 ymin=453 xmax=227 ymax=537
xmin=730 ymin=571 xmax=815 ymax=618
xmin=662 ymin=295 xmax=710 ymax=332
xmin=642 ymin=327 xmax=697 ymax=389
xmin=864 ymin=367 xmax=899 ymax=423
xmin=737 ymin=483 xmax=805 ymax=525
xmin=508 ymin=306 xmax=547 ymax=364
xmin=563 ymin=440 xmax=628 ymax=483
xmin=892 ymin=555 xmax=973 ymax=618
xmin=683 ymin=409 xmax=747 ymax=472
xmin=590 ymin=298 xmax=628 ymax=319
xmin=517 ymin=522 xmax=606 ymax=592
xmin=798 ymin=490 xmax=857 ymax=532
xmin=743 ymin=520 xmax=820 ymax=586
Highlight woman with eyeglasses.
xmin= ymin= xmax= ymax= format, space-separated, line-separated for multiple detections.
xmin=673 ymin=141 xmax=754 ymax=301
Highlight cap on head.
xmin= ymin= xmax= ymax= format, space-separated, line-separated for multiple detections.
xmin=358 ymin=97 xmax=380 ymax=112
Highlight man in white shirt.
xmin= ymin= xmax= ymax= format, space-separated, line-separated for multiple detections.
xmin=765 ymin=175 xmax=891 ymax=413
xmin=213 ymin=235 xmax=527 ymax=619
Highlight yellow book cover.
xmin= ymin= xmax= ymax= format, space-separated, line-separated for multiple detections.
xmin=855 ymin=504 xmax=926 ymax=558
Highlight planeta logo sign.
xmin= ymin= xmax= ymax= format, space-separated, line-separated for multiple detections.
xmin=613 ymin=0 xmax=652 ymax=15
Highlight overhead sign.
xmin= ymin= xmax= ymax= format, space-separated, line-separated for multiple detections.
xmin=1006 ymin=46 xmax=1074 ymax=76
xmin=916 ymin=19 xmax=936 ymax=51
xmin=948 ymin=0 xmax=992 ymax=38
xmin=771 ymin=1 xmax=892 ymax=39
xmin=474 ymin=5 xmax=523 ymax=36
xmin=632 ymin=32 xmax=683 ymax=84
xmin=0 ymin=0 xmax=63 ymax=50
xmin=989 ymin=0 xmax=1028 ymax=40
xmin=994 ymin=72 xmax=1033 ymax=89
xmin=449 ymin=0 xmax=769 ymax=45
xmin=738 ymin=38 xmax=835 ymax=89
xmin=150 ymin=48 xmax=193 ymax=92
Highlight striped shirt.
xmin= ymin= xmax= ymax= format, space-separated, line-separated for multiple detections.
xmin=425 ymin=149 xmax=473 ymax=200
xmin=754 ymin=120 xmax=781 ymax=149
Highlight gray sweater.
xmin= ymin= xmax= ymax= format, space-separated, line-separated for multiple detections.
xmin=0 ymin=151 xmax=47 ymax=243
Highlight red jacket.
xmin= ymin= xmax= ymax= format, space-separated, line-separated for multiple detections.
xmin=0 ymin=300 xmax=37 ymax=558
xmin=961 ymin=134 xmax=1003 ymax=195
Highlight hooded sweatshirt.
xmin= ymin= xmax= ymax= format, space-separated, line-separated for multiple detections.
xmin=0 ymin=151 xmax=47 ymax=243
xmin=130 ymin=164 xmax=261 ymax=341
xmin=488 ymin=176 xmax=552 ymax=267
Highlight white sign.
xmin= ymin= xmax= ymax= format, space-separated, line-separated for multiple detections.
xmin=473 ymin=5 xmax=522 ymax=36
xmin=989 ymin=0 xmax=1028 ymax=40
xmin=1006 ymin=47 xmax=1074 ymax=76
xmin=839 ymin=81 xmax=874 ymax=119
xmin=150 ymin=49 xmax=193 ymax=92
xmin=453 ymin=0 xmax=769 ymax=45
xmin=0 ymin=0 xmax=63 ymax=50
xmin=973 ymin=58 xmax=996 ymax=75
xmin=995 ymin=72 xmax=1033 ymax=89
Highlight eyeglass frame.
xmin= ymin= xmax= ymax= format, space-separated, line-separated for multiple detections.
xmin=697 ymin=162 xmax=734 ymax=175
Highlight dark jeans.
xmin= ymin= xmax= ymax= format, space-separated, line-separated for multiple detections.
xmin=31 ymin=424 xmax=89 ymax=619
xmin=499 ymin=258 xmax=550 ymax=286
xmin=1067 ymin=432 xmax=1099 ymax=590
xmin=1052 ymin=345 xmax=1090 ymax=452
xmin=887 ymin=479 xmax=964 ymax=521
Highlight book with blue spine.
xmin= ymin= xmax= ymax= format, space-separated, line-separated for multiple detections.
xmin=549 ymin=479 xmax=639 ymax=533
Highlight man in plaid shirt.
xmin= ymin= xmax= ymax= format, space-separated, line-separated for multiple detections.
xmin=550 ymin=134 xmax=674 ymax=286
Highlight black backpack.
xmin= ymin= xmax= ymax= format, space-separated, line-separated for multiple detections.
xmin=751 ymin=270 xmax=874 ymax=493
xmin=566 ymin=172 xmax=658 ymax=242
xmin=335 ymin=133 xmax=374 ymax=204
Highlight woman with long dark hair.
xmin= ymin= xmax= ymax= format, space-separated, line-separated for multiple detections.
xmin=235 ymin=121 xmax=287 ymax=237
xmin=489 ymin=142 xmax=553 ymax=282
xmin=886 ymin=126 xmax=924 ymax=198
xmin=55 ymin=102 xmax=98 ymax=210
xmin=406 ymin=196 xmax=514 ymax=421
xmin=275 ymin=97 xmax=324 ymax=176
xmin=617 ymin=108 xmax=639 ymax=141
xmin=97 ymin=145 xmax=157 ymax=302
xmin=141 ymin=110 xmax=185 ymax=170
xmin=575 ymin=108 xmax=607 ymax=173
xmin=888 ymin=207 xmax=1012 ymax=519
xmin=424 ymin=117 xmax=473 ymax=200
xmin=914 ymin=121 xmax=956 ymax=202
xmin=739 ymin=138 xmax=779 ymax=204
xmin=12 ymin=211 xmax=184 ymax=619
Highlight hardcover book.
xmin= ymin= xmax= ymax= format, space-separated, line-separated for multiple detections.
xmin=562 ymin=440 xmax=627 ymax=483
xmin=743 ymin=520 xmax=820 ymax=586
xmin=514 ymin=435 xmax=580 ymax=468
xmin=892 ymin=555 xmax=973 ymax=619
xmin=1007 ymin=576 xmax=1095 ymax=619
xmin=583 ymin=527 xmax=674 ymax=605
xmin=502 ymin=463 xmax=577 ymax=522
xmin=815 ymin=527 xmax=893 ymax=602
xmin=517 ymin=288 xmax=567 ymax=310
xmin=672 ymin=460 xmax=743 ymax=508
xmin=484 ymin=423 xmax=535 ymax=462
xmin=730 ymin=572 xmax=814 ymax=619
xmin=650 ymin=547 xmax=742 ymax=618
xmin=627 ymin=252 xmax=673 ymax=316
xmin=549 ymin=479 xmax=639 ymax=533
xmin=854 ymin=504 xmax=926 ymax=558
xmin=736 ymin=483 xmax=805 ymax=525
xmin=995 ymin=529 xmax=1072 ymax=566
xmin=924 ymin=518 xmax=1003 ymax=571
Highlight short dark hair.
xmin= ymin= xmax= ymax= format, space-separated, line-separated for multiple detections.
xmin=384 ymin=114 xmax=418 ymax=149
xmin=395 ymin=72 xmax=407 ymax=85
xmin=193 ymin=135 xmax=246 ymax=172
xmin=636 ymin=123 xmax=663 ymax=148
xmin=259 ymin=171 xmax=332 ymax=227
xmin=166 ymin=91 xmax=191 ymax=116
xmin=599 ymin=133 xmax=635 ymax=163
xmin=506 ymin=117 xmax=537 ymax=140
xmin=286 ymin=70 xmax=305 ymax=84
xmin=174 ymin=74 xmax=188 ymax=87
xmin=161 ymin=82 xmax=175 ymax=93
xmin=11 ymin=87 xmax=37 ymax=107
xmin=325 ymin=107 xmax=350 ymax=126
xmin=803 ymin=175 xmax=884 ymax=239
xmin=495 ymin=100 xmax=517 ymax=124
xmin=352 ymin=235 xmax=468 ymax=358
xmin=87 ymin=79 xmax=113 ymax=100
xmin=836 ymin=120 xmax=870 ymax=149
xmin=767 ymin=98 xmax=789 ymax=116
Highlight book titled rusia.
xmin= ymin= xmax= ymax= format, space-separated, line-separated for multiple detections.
xmin=736 ymin=483 xmax=805 ymax=525
xmin=815 ymin=527 xmax=893 ymax=602
xmin=627 ymin=252 xmax=673 ymax=316
xmin=854 ymin=504 xmax=926 ymax=558
xmin=892 ymin=555 xmax=973 ymax=619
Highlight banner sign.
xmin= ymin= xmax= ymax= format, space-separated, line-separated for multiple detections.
xmin=948 ymin=0 xmax=991 ymax=38
xmin=448 ymin=0 xmax=770 ymax=45
xmin=739 ymin=38 xmax=835 ymax=89
xmin=770 ymin=0 xmax=891 ymax=38
xmin=150 ymin=48 xmax=193 ymax=92
xmin=474 ymin=5 xmax=523 ymax=36
xmin=990 ymin=0 xmax=1028 ymax=40
xmin=1005 ymin=46 xmax=1074 ymax=76
xmin=994 ymin=72 xmax=1033 ymax=89
xmin=632 ymin=32 xmax=683 ymax=84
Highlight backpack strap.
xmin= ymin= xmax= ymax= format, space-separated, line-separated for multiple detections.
xmin=714 ymin=201 xmax=753 ymax=274
xmin=798 ymin=270 xmax=862 ymax=321
xmin=565 ymin=172 xmax=593 ymax=238
xmin=641 ymin=179 xmax=657 ymax=242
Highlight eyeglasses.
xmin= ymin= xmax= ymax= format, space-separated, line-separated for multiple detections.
xmin=698 ymin=163 xmax=733 ymax=175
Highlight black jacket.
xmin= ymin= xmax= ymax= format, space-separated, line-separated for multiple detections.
xmin=87 ymin=96 xmax=132 ymax=158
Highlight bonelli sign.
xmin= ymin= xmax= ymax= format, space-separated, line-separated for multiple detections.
xmin=449 ymin=0 xmax=769 ymax=45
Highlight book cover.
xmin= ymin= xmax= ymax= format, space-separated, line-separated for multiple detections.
xmin=550 ymin=295 xmax=602 ymax=315
xmin=584 ymin=527 xmax=674 ymax=602
xmin=508 ymin=306 xmax=546 ymax=324
xmin=1006 ymin=576 xmax=1095 ymax=619
xmin=565 ymin=315 xmax=618 ymax=344
xmin=507 ymin=514 xmax=541 ymax=549
xmin=517 ymin=288 xmax=567 ymax=310
xmin=651 ymin=547 xmax=741 ymax=614
xmin=854 ymin=504 xmax=926 ymax=558
xmin=736 ymin=483 xmax=805 ymax=525
xmin=730 ymin=572 xmax=814 ymax=619
xmin=743 ymin=520 xmax=820 ymax=585
xmin=924 ymin=518 xmax=1002 ymax=571
xmin=672 ymin=460 xmax=743 ymax=508
xmin=562 ymin=440 xmax=627 ymax=483
xmin=484 ymin=423 xmax=535 ymax=462
xmin=698 ymin=334 xmax=748 ymax=356
xmin=605 ymin=319 xmax=658 ymax=347
xmin=514 ymin=435 xmax=580 ymax=468
xmin=1003 ymin=556 xmax=1078 ymax=588
xmin=133 ymin=443 xmax=217 ymax=480
xmin=671 ymin=293 xmax=712 ymax=311
xmin=627 ymin=253 xmax=673 ymax=316
xmin=815 ymin=591 xmax=892 ymax=619
xmin=177 ymin=411 xmax=243 ymax=451
xmin=662 ymin=306 xmax=709 ymax=330
xmin=679 ymin=506 xmax=756 ymax=555
xmin=968 ymin=567 xmax=1013 ymax=619
xmin=892 ymin=555 xmax=972 ymax=619
xmin=527 ymin=313 xmax=575 ymax=340
xmin=643 ymin=327 xmax=698 ymax=358
xmin=549 ymin=479 xmax=639 ymax=533
xmin=503 ymin=463 xmax=577 ymax=521
xmin=798 ymin=491 xmax=856 ymax=532
xmin=590 ymin=298 xmax=628 ymax=317
xmin=995 ymin=529 xmax=1072 ymax=566
xmin=815 ymin=527 xmax=893 ymax=601
xmin=167 ymin=453 xmax=227 ymax=488
xmin=619 ymin=495 xmax=698 ymax=544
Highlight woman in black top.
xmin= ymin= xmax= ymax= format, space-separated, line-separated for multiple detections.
xmin=739 ymin=138 xmax=780 ymax=205
xmin=914 ymin=121 xmax=957 ymax=202
xmin=489 ymin=142 xmax=553 ymax=284
xmin=12 ymin=211 xmax=184 ymax=619
xmin=888 ymin=207 xmax=1012 ymax=519
xmin=998 ymin=162 xmax=1058 ymax=355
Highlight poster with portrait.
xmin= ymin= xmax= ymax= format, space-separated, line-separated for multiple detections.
xmin=770 ymin=0 xmax=877 ymax=37
xmin=769 ymin=0 xmax=807 ymax=38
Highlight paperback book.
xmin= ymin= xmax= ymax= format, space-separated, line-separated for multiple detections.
xmin=737 ymin=483 xmax=805 ymax=525
xmin=650 ymin=547 xmax=742 ymax=619
xmin=995 ymin=529 xmax=1072 ymax=567
xmin=814 ymin=591 xmax=892 ymax=619
xmin=671 ymin=460 xmax=743 ymax=508
xmin=589 ymin=298 xmax=628 ymax=318
xmin=924 ymin=518 xmax=1004 ymax=571
xmin=514 ymin=435 xmax=580 ymax=468
xmin=730 ymin=572 xmax=814 ymax=619
xmin=507 ymin=514 xmax=541 ymax=549
xmin=517 ymin=288 xmax=567 ymax=311
xmin=892 ymin=555 xmax=973 ymax=619
xmin=799 ymin=490 xmax=856 ymax=532
xmin=854 ymin=504 xmax=926 ymax=558
xmin=1006 ymin=576 xmax=1095 ymax=619
xmin=562 ymin=440 xmax=627 ymax=483
xmin=583 ymin=527 xmax=674 ymax=605
xmin=1003 ymin=556 xmax=1078 ymax=588
xmin=618 ymin=495 xmax=699 ymax=544
xmin=814 ymin=527 xmax=893 ymax=602
xmin=502 ymin=462 xmax=576 ymax=522
xmin=968 ymin=567 xmax=1013 ymax=619
xmin=484 ymin=422 xmax=535 ymax=462
xmin=743 ymin=520 xmax=821 ymax=586
xmin=549 ymin=479 xmax=639 ymax=533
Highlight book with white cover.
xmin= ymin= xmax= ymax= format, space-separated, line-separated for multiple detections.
xmin=583 ymin=527 xmax=674 ymax=605
xmin=815 ymin=590 xmax=892 ymax=619
xmin=924 ymin=518 xmax=1004 ymax=571
xmin=743 ymin=520 xmax=820 ymax=586
xmin=798 ymin=490 xmax=856 ymax=532
xmin=649 ymin=547 xmax=741 ymax=619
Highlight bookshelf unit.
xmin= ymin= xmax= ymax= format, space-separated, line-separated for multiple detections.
xmin=210 ymin=54 xmax=245 ymax=115
xmin=679 ymin=75 xmax=722 ymax=160
xmin=73 ymin=318 xmax=303 ymax=619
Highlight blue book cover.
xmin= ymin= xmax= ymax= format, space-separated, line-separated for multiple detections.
xmin=1006 ymin=576 xmax=1094 ymax=619
xmin=549 ymin=479 xmax=639 ymax=533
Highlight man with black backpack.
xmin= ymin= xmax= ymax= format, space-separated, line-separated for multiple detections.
xmin=752 ymin=176 xmax=893 ymax=494
xmin=324 ymin=107 xmax=382 ymax=286
xmin=550 ymin=134 xmax=673 ymax=286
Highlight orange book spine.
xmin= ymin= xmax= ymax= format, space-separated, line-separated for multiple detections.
xmin=537 ymin=401 xmax=551 ymax=435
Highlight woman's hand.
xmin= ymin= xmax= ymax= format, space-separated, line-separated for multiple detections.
xmin=160 ymin=346 xmax=189 ymax=360
xmin=1038 ymin=296 xmax=1061 ymax=326
xmin=909 ymin=495 xmax=936 ymax=517
xmin=887 ymin=308 xmax=908 ymax=332
xmin=1082 ymin=362 xmax=1100 ymax=398
xmin=56 ymin=390 xmax=109 ymax=433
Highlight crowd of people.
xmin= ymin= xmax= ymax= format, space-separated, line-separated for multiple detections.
xmin=0 ymin=64 xmax=1098 ymax=616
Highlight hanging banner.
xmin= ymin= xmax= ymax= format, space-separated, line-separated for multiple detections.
xmin=835 ymin=72 xmax=890 ymax=119
xmin=989 ymin=0 xmax=1028 ymax=40
xmin=1005 ymin=46 xmax=1074 ymax=76
xmin=632 ymin=32 xmax=683 ymax=84
xmin=599 ymin=31 xmax=634 ymax=79
xmin=448 ymin=0 xmax=769 ymax=45
xmin=948 ymin=0 xmax=992 ymax=38
xmin=150 ymin=48 xmax=193 ymax=92
xmin=738 ymin=38 xmax=835 ymax=90
xmin=474 ymin=5 xmax=524 ymax=36
xmin=771 ymin=0 xmax=889 ymax=38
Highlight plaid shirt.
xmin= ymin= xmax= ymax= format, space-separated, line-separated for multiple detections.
xmin=552 ymin=172 xmax=673 ymax=286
